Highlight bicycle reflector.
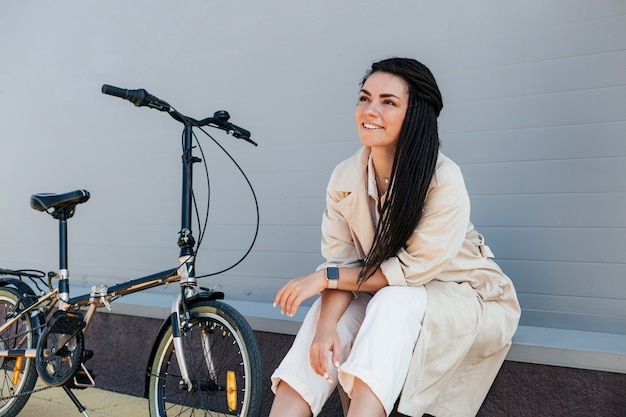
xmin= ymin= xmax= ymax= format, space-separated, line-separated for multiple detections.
xmin=227 ymin=370 xmax=237 ymax=411
xmin=12 ymin=356 xmax=23 ymax=385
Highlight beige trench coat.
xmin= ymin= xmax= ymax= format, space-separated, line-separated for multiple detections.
xmin=318 ymin=147 xmax=520 ymax=417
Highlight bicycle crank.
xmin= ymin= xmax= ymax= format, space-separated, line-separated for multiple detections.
xmin=35 ymin=310 xmax=86 ymax=386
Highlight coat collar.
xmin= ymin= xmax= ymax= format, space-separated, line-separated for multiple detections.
xmin=333 ymin=146 xmax=371 ymax=193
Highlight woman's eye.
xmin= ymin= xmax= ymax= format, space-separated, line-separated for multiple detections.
xmin=383 ymin=99 xmax=396 ymax=106
xmin=358 ymin=95 xmax=370 ymax=102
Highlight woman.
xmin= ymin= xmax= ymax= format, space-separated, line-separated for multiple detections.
xmin=270 ymin=57 xmax=520 ymax=417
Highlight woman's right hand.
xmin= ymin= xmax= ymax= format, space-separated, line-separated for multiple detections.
xmin=273 ymin=270 xmax=327 ymax=317
xmin=310 ymin=324 xmax=341 ymax=382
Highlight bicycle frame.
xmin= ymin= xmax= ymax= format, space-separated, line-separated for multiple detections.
xmin=0 ymin=121 xmax=212 ymax=390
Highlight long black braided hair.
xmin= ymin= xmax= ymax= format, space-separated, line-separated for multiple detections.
xmin=358 ymin=57 xmax=444 ymax=284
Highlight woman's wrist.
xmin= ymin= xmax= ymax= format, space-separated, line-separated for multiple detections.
xmin=325 ymin=266 xmax=339 ymax=289
xmin=316 ymin=269 xmax=330 ymax=293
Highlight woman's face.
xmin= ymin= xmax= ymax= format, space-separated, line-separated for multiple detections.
xmin=355 ymin=71 xmax=409 ymax=152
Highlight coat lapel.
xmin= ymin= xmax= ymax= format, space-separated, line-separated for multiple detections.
xmin=334 ymin=147 xmax=376 ymax=258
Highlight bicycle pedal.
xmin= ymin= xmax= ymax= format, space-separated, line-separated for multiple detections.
xmin=83 ymin=349 xmax=94 ymax=362
xmin=48 ymin=310 xmax=86 ymax=334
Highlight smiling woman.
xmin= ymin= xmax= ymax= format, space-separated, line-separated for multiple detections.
xmin=268 ymin=57 xmax=520 ymax=417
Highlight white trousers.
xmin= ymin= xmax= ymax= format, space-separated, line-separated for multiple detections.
xmin=271 ymin=285 xmax=428 ymax=416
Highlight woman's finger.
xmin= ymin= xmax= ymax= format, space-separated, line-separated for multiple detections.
xmin=273 ymin=284 xmax=287 ymax=310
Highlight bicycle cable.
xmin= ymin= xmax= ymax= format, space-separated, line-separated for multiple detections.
xmin=187 ymin=121 xmax=260 ymax=278
xmin=99 ymin=86 xmax=259 ymax=280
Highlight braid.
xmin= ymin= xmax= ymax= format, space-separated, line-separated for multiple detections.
xmin=358 ymin=58 xmax=443 ymax=284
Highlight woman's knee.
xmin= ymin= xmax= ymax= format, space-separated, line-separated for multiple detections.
xmin=270 ymin=381 xmax=313 ymax=417
xmin=366 ymin=285 xmax=427 ymax=319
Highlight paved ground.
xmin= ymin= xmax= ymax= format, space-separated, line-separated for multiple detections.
xmin=19 ymin=383 xmax=148 ymax=417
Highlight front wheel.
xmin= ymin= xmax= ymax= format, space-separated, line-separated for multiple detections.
xmin=148 ymin=299 xmax=263 ymax=417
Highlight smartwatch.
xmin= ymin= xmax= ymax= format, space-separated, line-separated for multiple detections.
xmin=326 ymin=267 xmax=339 ymax=289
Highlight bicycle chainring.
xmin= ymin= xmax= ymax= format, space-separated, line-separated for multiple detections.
xmin=35 ymin=311 xmax=86 ymax=386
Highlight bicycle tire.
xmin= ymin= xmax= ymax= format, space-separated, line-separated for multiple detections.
xmin=0 ymin=287 xmax=39 ymax=417
xmin=148 ymin=299 xmax=263 ymax=417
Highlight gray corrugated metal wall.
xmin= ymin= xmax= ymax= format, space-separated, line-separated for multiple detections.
xmin=1 ymin=1 xmax=624 ymax=360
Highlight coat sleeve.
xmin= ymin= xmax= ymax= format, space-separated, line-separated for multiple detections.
xmin=380 ymin=161 xmax=471 ymax=286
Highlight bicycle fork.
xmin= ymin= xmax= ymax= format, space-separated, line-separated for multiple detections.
xmin=171 ymin=259 xmax=221 ymax=393
xmin=170 ymin=268 xmax=232 ymax=400
xmin=170 ymin=290 xmax=194 ymax=391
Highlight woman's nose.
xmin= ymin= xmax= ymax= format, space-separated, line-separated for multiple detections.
xmin=362 ymin=101 xmax=380 ymax=116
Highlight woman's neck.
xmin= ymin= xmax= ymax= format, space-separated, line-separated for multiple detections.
xmin=371 ymin=147 xmax=394 ymax=182
xmin=371 ymin=147 xmax=395 ymax=195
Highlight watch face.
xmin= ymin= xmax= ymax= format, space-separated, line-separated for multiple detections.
xmin=327 ymin=267 xmax=339 ymax=280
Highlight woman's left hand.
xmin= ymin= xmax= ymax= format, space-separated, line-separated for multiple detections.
xmin=273 ymin=270 xmax=327 ymax=317
xmin=310 ymin=325 xmax=341 ymax=382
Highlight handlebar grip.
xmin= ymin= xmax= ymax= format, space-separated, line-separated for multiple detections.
xmin=101 ymin=84 xmax=154 ymax=107
xmin=101 ymin=84 xmax=130 ymax=99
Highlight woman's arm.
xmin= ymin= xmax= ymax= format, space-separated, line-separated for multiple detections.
xmin=310 ymin=289 xmax=353 ymax=381
xmin=273 ymin=265 xmax=387 ymax=318
xmin=380 ymin=159 xmax=471 ymax=286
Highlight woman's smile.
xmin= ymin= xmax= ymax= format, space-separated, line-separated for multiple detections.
xmin=362 ymin=122 xmax=384 ymax=130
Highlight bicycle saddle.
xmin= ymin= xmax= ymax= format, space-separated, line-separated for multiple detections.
xmin=30 ymin=189 xmax=90 ymax=219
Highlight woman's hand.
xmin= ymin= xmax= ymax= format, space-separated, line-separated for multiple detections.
xmin=310 ymin=324 xmax=341 ymax=382
xmin=273 ymin=270 xmax=327 ymax=317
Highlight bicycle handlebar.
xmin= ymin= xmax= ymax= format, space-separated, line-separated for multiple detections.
xmin=101 ymin=84 xmax=256 ymax=146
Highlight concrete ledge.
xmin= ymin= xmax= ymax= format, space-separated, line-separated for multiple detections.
xmin=508 ymin=325 xmax=626 ymax=374
xmin=84 ymin=290 xmax=626 ymax=375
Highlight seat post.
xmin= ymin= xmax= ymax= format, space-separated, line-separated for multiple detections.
xmin=57 ymin=210 xmax=70 ymax=302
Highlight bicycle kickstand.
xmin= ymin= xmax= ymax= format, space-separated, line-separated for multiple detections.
xmin=62 ymin=385 xmax=90 ymax=417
